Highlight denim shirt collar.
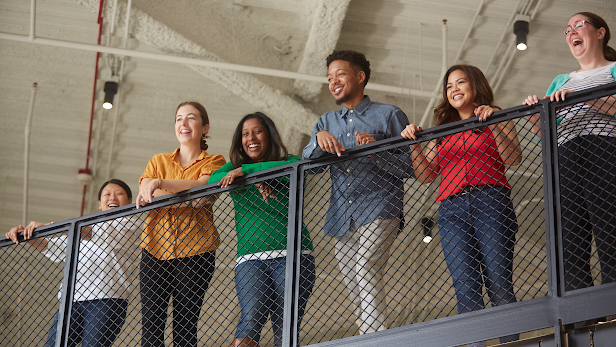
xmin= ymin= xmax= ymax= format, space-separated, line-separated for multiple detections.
xmin=341 ymin=95 xmax=371 ymax=118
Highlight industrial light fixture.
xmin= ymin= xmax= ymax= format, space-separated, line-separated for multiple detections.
xmin=419 ymin=216 xmax=436 ymax=244
xmin=514 ymin=14 xmax=530 ymax=51
xmin=102 ymin=81 xmax=119 ymax=110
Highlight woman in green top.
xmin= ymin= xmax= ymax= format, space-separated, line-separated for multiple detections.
xmin=209 ymin=112 xmax=315 ymax=347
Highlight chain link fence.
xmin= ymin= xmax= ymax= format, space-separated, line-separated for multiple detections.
xmin=1 ymin=84 xmax=615 ymax=347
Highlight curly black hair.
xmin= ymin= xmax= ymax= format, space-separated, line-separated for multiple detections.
xmin=326 ymin=50 xmax=371 ymax=86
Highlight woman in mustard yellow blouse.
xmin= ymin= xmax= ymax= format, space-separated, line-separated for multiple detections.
xmin=135 ymin=101 xmax=226 ymax=347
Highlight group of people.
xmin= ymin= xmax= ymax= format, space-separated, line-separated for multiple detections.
xmin=5 ymin=11 xmax=616 ymax=347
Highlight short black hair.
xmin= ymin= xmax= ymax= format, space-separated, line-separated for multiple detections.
xmin=326 ymin=50 xmax=371 ymax=86
xmin=98 ymin=179 xmax=133 ymax=201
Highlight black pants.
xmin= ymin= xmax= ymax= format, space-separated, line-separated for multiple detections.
xmin=559 ymin=135 xmax=616 ymax=291
xmin=140 ymin=250 xmax=215 ymax=347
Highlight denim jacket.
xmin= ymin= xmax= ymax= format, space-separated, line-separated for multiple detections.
xmin=302 ymin=96 xmax=412 ymax=237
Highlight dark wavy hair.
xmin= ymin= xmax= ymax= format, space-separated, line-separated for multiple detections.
xmin=575 ymin=12 xmax=616 ymax=61
xmin=433 ymin=65 xmax=500 ymax=127
xmin=175 ymin=101 xmax=210 ymax=151
xmin=229 ymin=112 xmax=289 ymax=168
xmin=98 ymin=179 xmax=132 ymax=201
xmin=326 ymin=50 xmax=371 ymax=86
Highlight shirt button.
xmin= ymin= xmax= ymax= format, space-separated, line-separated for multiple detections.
xmin=349 ymin=119 xmax=353 ymax=122
xmin=346 ymin=169 xmax=350 ymax=173
xmin=347 ymin=133 xmax=350 ymax=137
xmin=350 ymin=110 xmax=354 ymax=113
xmin=314 ymin=143 xmax=316 ymax=147
xmin=349 ymin=200 xmax=352 ymax=204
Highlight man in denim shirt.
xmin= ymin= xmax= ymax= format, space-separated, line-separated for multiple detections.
xmin=302 ymin=50 xmax=412 ymax=334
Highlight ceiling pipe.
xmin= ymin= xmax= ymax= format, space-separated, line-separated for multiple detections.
xmin=0 ymin=32 xmax=435 ymax=99
xmin=484 ymin=0 xmax=524 ymax=77
xmin=22 ymin=83 xmax=37 ymax=230
xmin=29 ymin=0 xmax=36 ymax=41
xmin=491 ymin=0 xmax=544 ymax=94
xmin=418 ymin=0 xmax=485 ymax=128
xmin=123 ymin=0 xmax=131 ymax=49
xmin=80 ymin=0 xmax=105 ymax=216
xmin=105 ymin=0 xmax=119 ymax=47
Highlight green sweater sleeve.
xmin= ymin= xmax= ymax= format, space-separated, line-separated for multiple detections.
xmin=208 ymin=162 xmax=236 ymax=184
xmin=240 ymin=155 xmax=301 ymax=175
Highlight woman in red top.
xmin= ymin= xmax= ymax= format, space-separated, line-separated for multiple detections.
xmin=402 ymin=65 xmax=522 ymax=347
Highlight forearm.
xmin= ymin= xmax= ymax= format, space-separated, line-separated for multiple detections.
xmin=591 ymin=95 xmax=616 ymax=114
xmin=411 ymin=150 xmax=438 ymax=184
xmin=491 ymin=121 xmax=523 ymax=166
xmin=26 ymin=238 xmax=49 ymax=252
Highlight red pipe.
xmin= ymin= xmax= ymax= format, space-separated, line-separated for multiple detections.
xmin=80 ymin=0 xmax=105 ymax=216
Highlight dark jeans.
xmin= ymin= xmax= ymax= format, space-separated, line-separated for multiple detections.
xmin=234 ymin=255 xmax=315 ymax=347
xmin=438 ymin=185 xmax=518 ymax=313
xmin=44 ymin=298 xmax=127 ymax=347
xmin=559 ymin=135 xmax=616 ymax=291
xmin=140 ymin=250 xmax=215 ymax=347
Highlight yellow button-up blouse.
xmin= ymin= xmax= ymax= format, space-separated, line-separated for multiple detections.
xmin=139 ymin=149 xmax=226 ymax=260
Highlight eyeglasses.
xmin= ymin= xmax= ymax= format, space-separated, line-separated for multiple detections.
xmin=563 ymin=20 xmax=594 ymax=36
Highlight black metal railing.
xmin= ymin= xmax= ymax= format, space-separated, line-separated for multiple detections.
xmin=1 ymin=82 xmax=615 ymax=347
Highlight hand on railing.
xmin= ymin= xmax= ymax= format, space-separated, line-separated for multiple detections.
xmin=477 ymin=106 xmax=522 ymax=166
xmin=6 ymin=221 xmax=50 ymax=252
xmin=316 ymin=130 xmax=346 ymax=157
xmin=401 ymin=124 xmax=439 ymax=184
xmin=217 ymin=167 xmax=244 ymax=188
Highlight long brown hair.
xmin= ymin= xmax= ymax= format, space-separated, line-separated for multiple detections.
xmin=175 ymin=101 xmax=210 ymax=151
xmin=229 ymin=112 xmax=289 ymax=168
xmin=575 ymin=12 xmax=616 ymax=61
xmin=433 ymin=65 xmax=499 ymax=127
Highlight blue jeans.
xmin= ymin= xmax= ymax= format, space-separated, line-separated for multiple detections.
xmin=438 ymin=185 xmax=518 ymax=314
xmin=44 ymin=298 xmax=128 ymax=347
xmin=234 ymin=255 xmax=315 ymax=347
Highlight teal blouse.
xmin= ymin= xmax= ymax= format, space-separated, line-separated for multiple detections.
xmin=208 ymin=155 xmax=314 ymax=258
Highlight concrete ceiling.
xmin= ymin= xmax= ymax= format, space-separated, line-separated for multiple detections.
xmin=1 ymin=0 xmax=615 ymax=231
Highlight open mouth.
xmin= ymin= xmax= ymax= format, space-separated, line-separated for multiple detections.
xmin=248 ymin=143 xmax=260 ymax=151
xmin=453 ymin=94 xmax=463 ymax=100
xmin=572 ymin=38 xmax=582 ymax=46
xmin=108 ymin=203 xmax=119 ymax=208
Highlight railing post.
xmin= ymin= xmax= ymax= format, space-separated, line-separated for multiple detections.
xmin=55 ymin=221 xmax=80 ymax=347
xmin=283 ymin=163 xmax=302 ymax=347
xmin=537 ymin=98 xmax=564 ymax=343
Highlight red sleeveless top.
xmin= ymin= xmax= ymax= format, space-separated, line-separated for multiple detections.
xmin=436 ymin=127 xmax=510 ymax=201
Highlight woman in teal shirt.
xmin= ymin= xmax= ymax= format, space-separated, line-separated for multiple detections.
xmin=209 ymin=112 xmax=315 ymax=347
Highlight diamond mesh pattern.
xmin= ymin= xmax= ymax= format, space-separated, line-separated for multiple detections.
xmin=299 ymin=116 xmax=549 ymax=345
xmin=2 ymin=94 xmax=615 ymax=346
xmin=556 ymin=95 xmax=616 ymax=292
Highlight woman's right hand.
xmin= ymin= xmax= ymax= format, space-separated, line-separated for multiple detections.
xmin=401 ymin=124 xmax=423 ymax=152
xmin=6 ymin=221 xmax=47 ymax=244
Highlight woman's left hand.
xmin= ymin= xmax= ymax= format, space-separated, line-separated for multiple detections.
xmin=218 ymin=168 xmax=243 ymax=188
xmin=475 ymin=105 xmax=495 ymax=121
xmin=256 ymin=183 xmax=276 ymax=203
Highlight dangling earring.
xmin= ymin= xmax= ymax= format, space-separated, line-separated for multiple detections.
xmin=201 ymin=134 xmax=207 ymax=144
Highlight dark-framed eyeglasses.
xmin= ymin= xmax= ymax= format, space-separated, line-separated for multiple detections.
xmin=563 ymin=20 xmax=594 ymax=36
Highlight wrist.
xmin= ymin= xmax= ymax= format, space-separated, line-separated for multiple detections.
xmin=156 ymin=178 xmax=162 ymax=189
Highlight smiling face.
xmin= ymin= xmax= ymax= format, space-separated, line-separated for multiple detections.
xmin=241 ymin=117 xmax=270 ymax=162
xmin=175 ymin=104 xmax=209 ymax=146
xmin=98 ymin=183 xmax=131 ymax=211
xmin=565 ymin=14 xmax=605 ymax=62
xmin=327 ymin=60 xmax=365 ymax=106
xmin=446 ymin=69 xmax=475 ymax=118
